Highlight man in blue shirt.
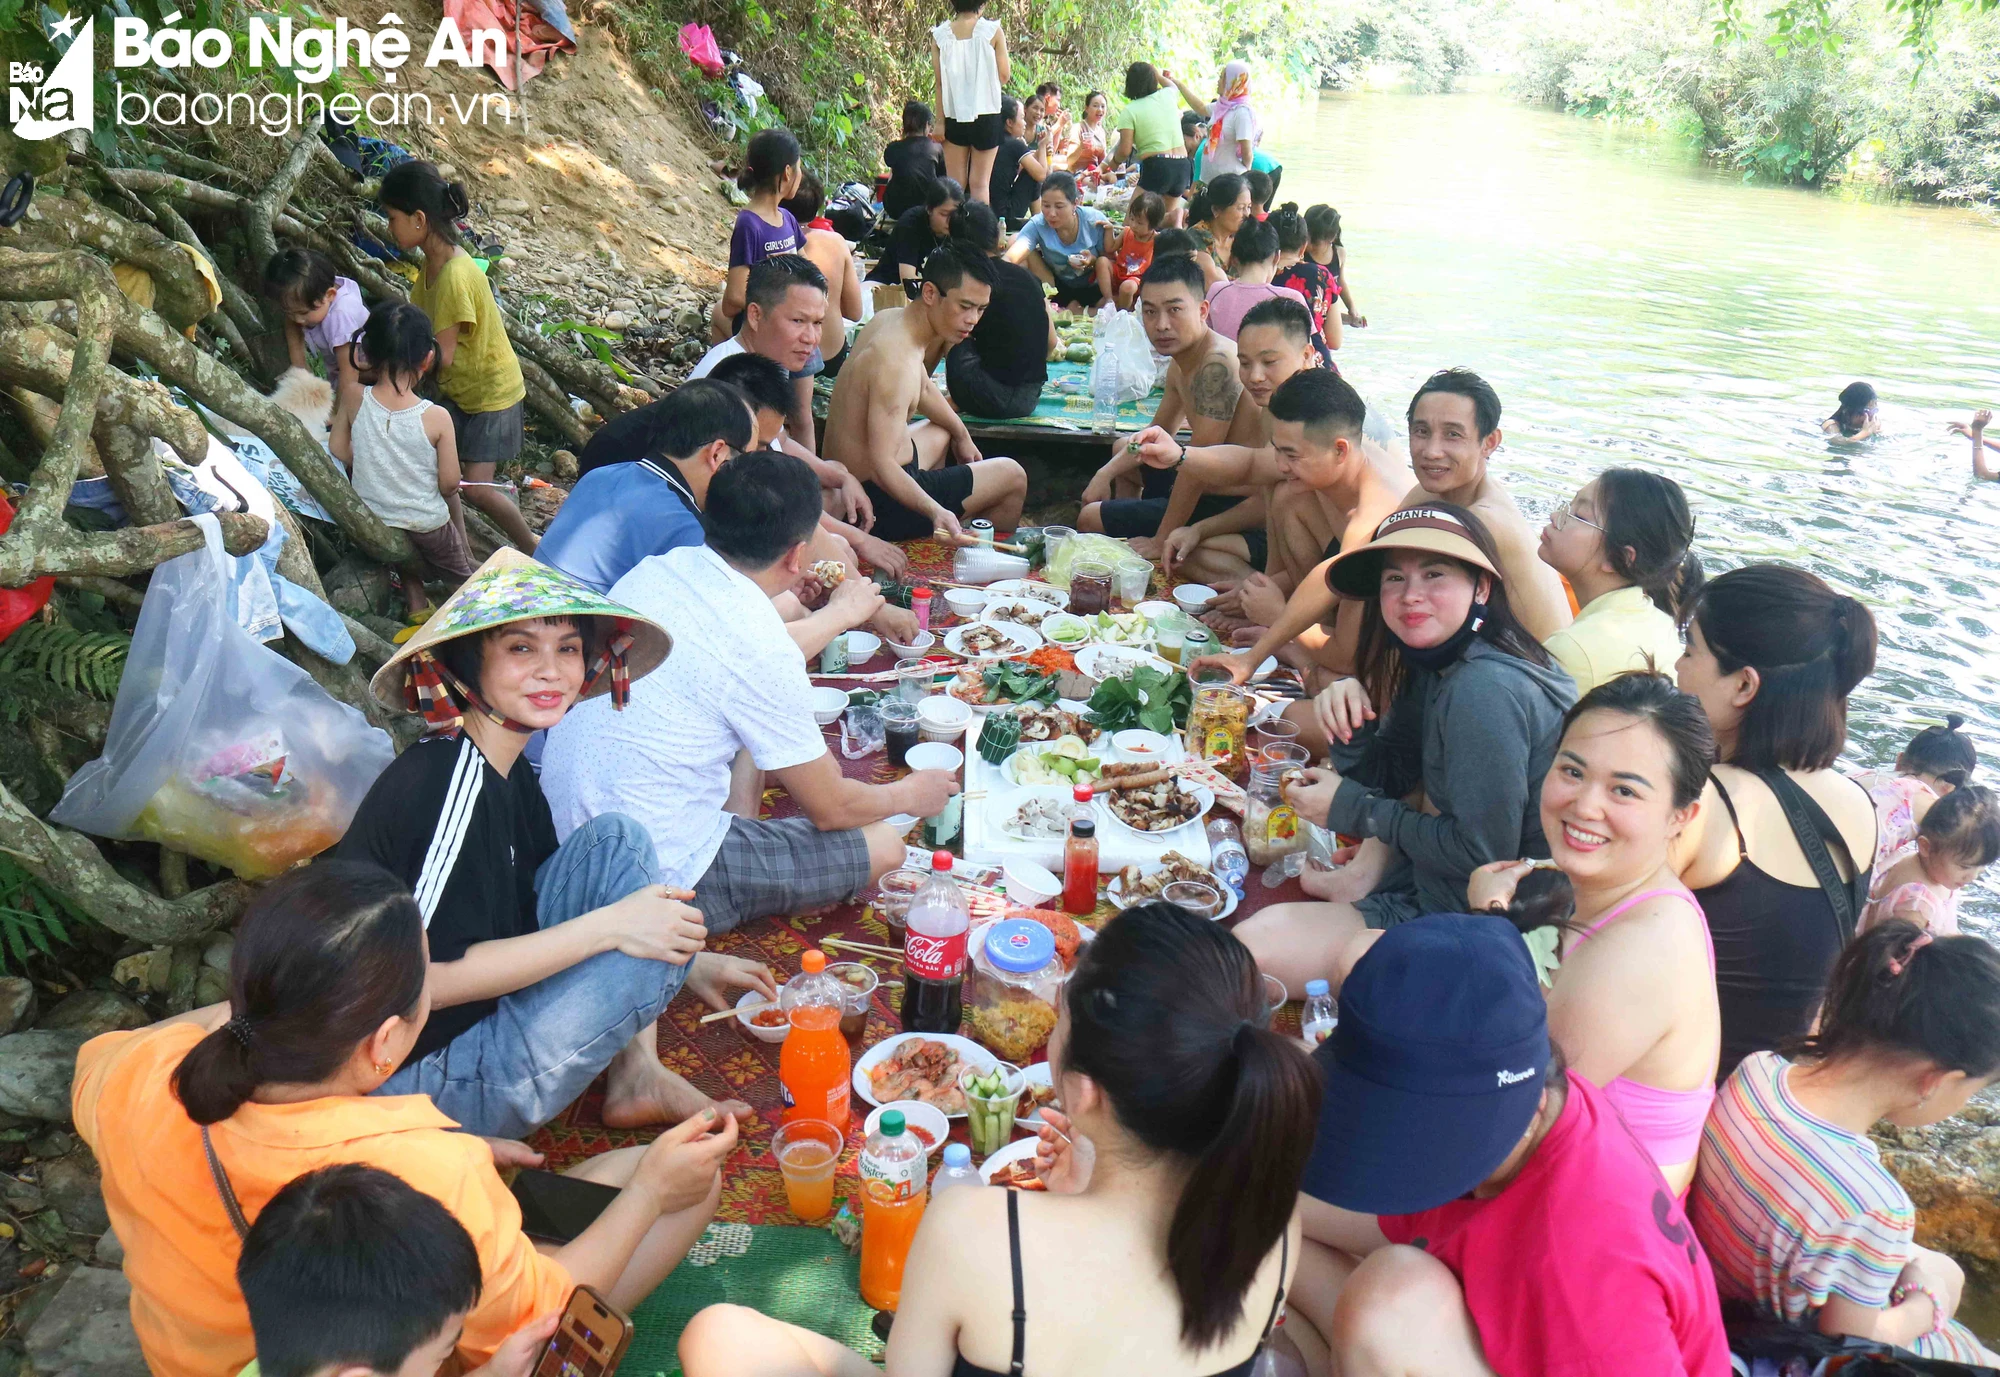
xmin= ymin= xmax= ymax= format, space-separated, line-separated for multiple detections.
xmin=535 ymin=378 xmax=753 ymax=593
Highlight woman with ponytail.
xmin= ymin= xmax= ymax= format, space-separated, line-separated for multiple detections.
xmin=1694 ymin=921 xmax=2000 ymax=1363
xmin=379 ymin=160 xmax=537 ymax=554
xmin=1537 ymin=467 xmax=1703 ymax=693
xmin=1673 ymin=563 xmax=1880 ymax=1077
xmin=677 ymin=901 xmax=1320 ymax=1377
xmin=72 ymin=863 xmax=737 ymax=1377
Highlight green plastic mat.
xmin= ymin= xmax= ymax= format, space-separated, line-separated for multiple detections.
xmin=622 ymin=1224 xmax=884 ymax=1375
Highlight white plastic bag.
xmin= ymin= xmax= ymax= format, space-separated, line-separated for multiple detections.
xmin=1091 ymin=308 xmax=1160 ymax=405
xmin=52 ymin=515 xmax=394 ymax=878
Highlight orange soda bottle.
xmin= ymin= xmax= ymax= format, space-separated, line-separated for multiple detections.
xmin=779 ymin=949 xmax=852 ymax=1126
xmin=859 ymin=1176 xmax=928 ymax=1311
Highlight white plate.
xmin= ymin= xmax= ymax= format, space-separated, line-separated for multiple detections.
xmin=1080 ymin=612 xmax=1153 ymax=648
xmin=1097 ymin=783 xmax=1215 ymax=839
xmin=978 ymin=1136 xmax=1040 ymax=1184
xmin=1106 ymin=869 xmax=1240 ymax=920
xmin=994 ymin=785 xmax=1081 ymax=844
xmin=851 ymin=1032 xmax=997 ymax=1117
xmin=1073 ymin=643 xmax=1173 ymax=682
xmin=944 ymin=621 xmax=1044 ymax=659
xmin=984 ymin=579 xmax=1067 ymax=607
xmin=1002 ymin=744 xmax=1106 ymax=788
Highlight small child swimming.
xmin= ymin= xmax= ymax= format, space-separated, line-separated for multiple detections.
xmin=1859 ymin=783 xmax=2000 ymax=936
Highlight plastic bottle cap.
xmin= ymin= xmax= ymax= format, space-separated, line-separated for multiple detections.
xmin=802 ymin=949 xmax=826 ymax=973
xmin=1071 ymin=818 xmax=1095 ymax=838
xmin=943 ymin=1142 xmax=971 ymax=1168
xmin=1073 ymin=784 xmax=1092 ymax=802
xmin=912 ymin=588 xmax=933 ymax=601
xmin=984 ymin=917 xmax=1056 ymax=973
xmin=880 ymin=1109 xmax=906 ymax=1136
xmin=931 ymin=850 xmax=954 ymax=872
xmin=1305 ymin=979 xmax=1330 ymax=998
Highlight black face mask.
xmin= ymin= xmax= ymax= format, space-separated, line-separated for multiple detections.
xmin=1397 ymin=599 xmax=1487 ymax=673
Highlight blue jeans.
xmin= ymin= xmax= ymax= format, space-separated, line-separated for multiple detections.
xmin=378 ymin=812 xmax=690 ymax=1138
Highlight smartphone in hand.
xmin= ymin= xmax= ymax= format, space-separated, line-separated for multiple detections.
xmin=532 ymin=1286 xmax=633 ymax=1377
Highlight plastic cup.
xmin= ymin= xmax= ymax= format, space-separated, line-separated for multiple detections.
xmin=1114 ymin=559 xmax=1151 ymax=607
xmin=1259 ymin=973 xmax=1289 ymax=1030
xmin=1162 ymin=878 xmax=1224 ymax=920
xmin=1154 ymin=613 xmax=1187 ymax=665
xmin=874 ymin=867 xmax=926 ymax=935
xmin=881 ymin=701 xmax=920 ymax=767
xmin=828 ymin=961 xmax=880 ymax=1045
xmin=897 ymin=663 xmax=933 ymax=705
xmin=773 ymin=1119 xmax=844 ymax=1221
xmin=959 ymin=1061 xmax=1026 ymax=1157
xmin=1248 ymin=716 xmax=1301 ymax=764
xmin=1042 ymin=525 xmax=1077 ymax=569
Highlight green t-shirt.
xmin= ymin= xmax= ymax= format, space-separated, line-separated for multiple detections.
xmin=1114 ymin=88 xmax=1184 ymax=160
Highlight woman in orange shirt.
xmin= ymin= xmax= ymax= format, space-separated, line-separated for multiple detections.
xmin=73 ymin=863 xmax=738 ymax=1377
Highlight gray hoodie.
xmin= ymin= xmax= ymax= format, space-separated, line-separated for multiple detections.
xmin=1325 ymin=639 xmax=1577 ymax=917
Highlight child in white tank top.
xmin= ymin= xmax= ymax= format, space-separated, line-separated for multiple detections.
xmin=330 ymin=301 xmax=476 ymax=620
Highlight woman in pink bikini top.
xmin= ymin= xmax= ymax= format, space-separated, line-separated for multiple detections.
xmin=1471 ymin=671 xmax=1722 ymax=1196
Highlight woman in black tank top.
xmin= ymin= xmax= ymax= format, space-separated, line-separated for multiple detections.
xmin=677 ymin=903 xmax=1321 ymax=1377
xmin=1674 ymin=565 xmax=1879 ymax=1078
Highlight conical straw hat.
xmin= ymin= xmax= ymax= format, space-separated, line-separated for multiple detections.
xmin=369 ymin=548 xmax=671 ymax=714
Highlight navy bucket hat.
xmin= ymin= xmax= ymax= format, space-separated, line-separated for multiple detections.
xmin=1301 ymin=913 xmax=1551 ymax=1216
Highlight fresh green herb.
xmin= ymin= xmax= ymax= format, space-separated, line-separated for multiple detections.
xmin=1084 ymin=665 xmax=1192 ymax=735
xmin=982 ymin=663 xmax=1060 ymax=706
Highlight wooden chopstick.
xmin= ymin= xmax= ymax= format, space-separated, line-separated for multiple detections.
xmin=704 ymin=1000 xmax=775 ymax=1024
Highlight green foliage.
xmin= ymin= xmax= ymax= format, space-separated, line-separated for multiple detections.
xmin=1296 ymin=0 xmax=1485 ymax=92
xmin=0 ymin=621 xmax=130 ymax=720
xmin=0 ymin=855 xmax=81 ymax=974
xmin=543 ymin=320 xmax=637 ymax=382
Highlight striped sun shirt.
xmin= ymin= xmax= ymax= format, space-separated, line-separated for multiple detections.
xmin=1692 ymin=1050 xmax=1995 ymax=1363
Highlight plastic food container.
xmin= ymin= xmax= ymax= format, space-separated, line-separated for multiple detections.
xmin=968 ymin=918 xmax=1065 ymax=1063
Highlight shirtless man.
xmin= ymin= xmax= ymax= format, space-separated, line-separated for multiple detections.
xmin=822 ymin=244 xmax=1027 ymax=542
xmin=1125 ymin=296 xmax=1326 ymax=594
xmin=1076 ymin=253 xmax=1247 ymax=560
xmin=1395 ymin=368 xmax=1572 ymax=642
xmin=1180 ymin=369 xmax=1410 ymax=687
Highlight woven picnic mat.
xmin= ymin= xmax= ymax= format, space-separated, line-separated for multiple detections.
xmin=522 ymin=552 xmax=1306 ymax=1217
xmin=624 ymin=1223 xmax=882 ymax=1375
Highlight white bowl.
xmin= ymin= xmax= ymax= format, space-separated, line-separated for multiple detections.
xmin=916 ymin=694 xmax=974 ymax=740
xmin=1110 ymin=728 xmax=1173 ymax=763
xmin=735 ymin=989 xmax=789 ymax=1043
xmin=1003 ymin=859 xmax=1062 ymax=908
xmin=1172 ymin=583 xmax=1218 ymax=616
xmin=864 ymin=1100 xmax=951 ymax=1155
xmin=844 ymin=631 xmax=881 ymax=663
xmin=886 ymin=630 xmax=935 ymax=660
xmin=904 ymin=740 xmax=964 ymax=775
xmin=1038 ymin=612 xmax=1094 ymax=649
xmin=811 ymin=686 xmax=850 ymax=725
xmin=943 ymin=587 xmax=989 ymax=619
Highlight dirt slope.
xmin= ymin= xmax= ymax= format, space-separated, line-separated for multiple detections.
xmin=337 ymin=0 xmax=732 ymax=330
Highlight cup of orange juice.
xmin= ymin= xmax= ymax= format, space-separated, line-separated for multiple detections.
xmin=774 ymin=1119 xmax=843 ymax=1222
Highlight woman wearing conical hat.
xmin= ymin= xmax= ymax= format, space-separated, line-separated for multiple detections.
xmin=337 ymin=549 xmax=775 ymax=1137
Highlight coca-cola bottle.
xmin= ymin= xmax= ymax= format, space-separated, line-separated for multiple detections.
xmin=900 ymin=850 xmax=968 ymax=1033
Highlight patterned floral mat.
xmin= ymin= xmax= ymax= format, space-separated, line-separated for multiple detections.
xmin=523 ymin=539 xmax=1308 ymax=1221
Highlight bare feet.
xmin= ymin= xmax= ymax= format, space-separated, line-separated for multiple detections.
xmin=1202 ymin=607 xmax=1252 ymax=636
xmin=602 ymin=1034 xmax=752 ymax=1129
xmin=1229 ymin=625 xmax=1269 ymax=649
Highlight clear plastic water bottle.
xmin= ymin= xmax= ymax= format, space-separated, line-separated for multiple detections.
xmin=1302 ymin=978 xmax=1337 ymax=1049
xmin=1205 ymin=816 xmax=1249 ymax=898
xmin=860 ymin=1109 xmax=927 ymax=1200
xmin=1091 ymin=315 xmax=1117 ymax=433
xmin=931 ymin=1142 xmax=984 ymax=1196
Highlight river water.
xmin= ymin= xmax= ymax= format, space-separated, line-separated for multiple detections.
xmin=1276 ymin=89 xmax=2000 ymax=931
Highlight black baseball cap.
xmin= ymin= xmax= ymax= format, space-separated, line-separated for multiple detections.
xmin=1301 ymin=913 xmax=1551 ymax=1216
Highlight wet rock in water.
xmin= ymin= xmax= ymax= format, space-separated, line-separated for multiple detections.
xmin=0 ymin=977 xmax=36 ymax=1036
xmin=38 ymin=992 xmax=147 ymax=1039
xmin=1876 ymin=1094 xmax=2000 ymax=1267
xmin=39 ymin=1148 xmax=108 ymax=1236
xmin=23 ymin=1266 xmax=147 ymax=1377
xmin=0 ymin=1031 xmax=88 ymax=1121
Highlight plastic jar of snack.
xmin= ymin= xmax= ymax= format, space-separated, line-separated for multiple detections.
xmin=1185 ymin=681 xmax=1251 ymax=781
xmin=967 ymin=918 xmax=1065 ymax=1064
xmin=1244 ymin=743 xmax=1312 ymax=867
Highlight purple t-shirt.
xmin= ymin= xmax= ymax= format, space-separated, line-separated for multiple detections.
xmin=302 ymin=276 xmax=368 ymax=364
xmin=729 ymin=208 xmax=804 ymax=270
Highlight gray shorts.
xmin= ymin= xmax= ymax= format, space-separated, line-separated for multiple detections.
xmin=404 ymin=512 xmax=477 ymax=580
xmin=441 ymin=397 xmax=525 ymax=466
xmin=1357 ymin=888 xmax=1423 ymax=930
xmin=691 ymin=815 xmax=872 ymax=934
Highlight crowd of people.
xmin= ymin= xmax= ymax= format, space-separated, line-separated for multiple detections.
xmin=57 ymin=28 xmax=2000 ymax=1377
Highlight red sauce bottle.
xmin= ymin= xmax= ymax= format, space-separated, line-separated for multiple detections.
xmin=1063 ymin=815 xmax=1099 ymax=915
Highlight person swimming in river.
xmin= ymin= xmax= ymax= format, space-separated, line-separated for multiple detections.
xmin=1948 ymin=408 xmax=2000 ymax=480
xmin=1822 ymin=381 xmax=1881 ymax=440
